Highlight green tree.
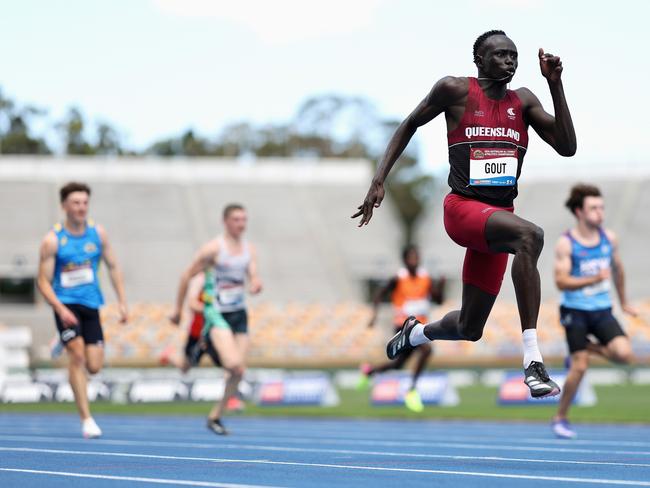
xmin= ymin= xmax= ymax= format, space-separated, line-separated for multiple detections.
xmin=59 ymin=107 xmax=95 ymax=155
xmin=95 ymin=122 xmax=123 ymax=156
xmin=0 ymin=89 xmax=51 ymax=154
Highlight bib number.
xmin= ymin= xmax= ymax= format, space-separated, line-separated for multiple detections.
xmin=61 ymin=266 xmax=94 ymax=288
xmin=469 ymin=147 xmax=518 ymax=186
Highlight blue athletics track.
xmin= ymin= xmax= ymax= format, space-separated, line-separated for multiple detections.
xmin=1 ymin=414 xmax=650 ymax=487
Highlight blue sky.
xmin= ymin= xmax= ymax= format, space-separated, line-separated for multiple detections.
xmin=1 ymin=0 xmax=647 ymax=169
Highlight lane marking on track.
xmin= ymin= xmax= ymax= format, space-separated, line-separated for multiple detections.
xmin=3 ymin=422 xmax=650 ymax=448
xmin=1 ymin=449 xmax=650 ymax=486
xmin=1 ymin=417 xmax=648 ymax=445
xmin=2 ymin=445 xmax=650 ymax=469
xmin=0 ymin=468 xmax=286 ymax=488
xmin=2 ymin=433 xmax=650 ymax=457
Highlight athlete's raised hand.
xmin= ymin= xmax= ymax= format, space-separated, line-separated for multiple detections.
xmin=538 ymin=48 xmax=563 ymax=83
xmin=352 ymin=180 xmax=385 ymax=227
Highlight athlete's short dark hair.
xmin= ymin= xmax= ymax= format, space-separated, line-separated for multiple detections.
xmin=473 ymin=29 xmax=507 ymax=61
xmin=60 ymin=181 xmax=91 ymax=203
xmin=565 ymin=184 xmax=602 ymax=215
xmin=223 ymin=203 xmax=245 ymax=219
xmin=402 ymin=244 xmax=419 ymax=263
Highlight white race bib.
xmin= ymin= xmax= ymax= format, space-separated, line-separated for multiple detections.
xmin=469 ymin=147 xmax=518 ymax=186
xmin=61 ymin=266 xmax=94 ymax=288
xmin=403 ymin=299 xmax=429 ymax=317
xmin=217 ymin=285 xmax=245 ymax=306
xmin=583 ymin=279 xmax=611 ymax=296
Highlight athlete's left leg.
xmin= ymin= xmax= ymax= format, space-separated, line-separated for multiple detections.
xmin=85 ymin=344 xmax=104 ymax=375
xmin=369 ymin=348 xmax=414 ymax=375
xmin=589 ymin=336 xmax=634 ymax=364
xmin=485 ymin=211 xmax=544 ymax=336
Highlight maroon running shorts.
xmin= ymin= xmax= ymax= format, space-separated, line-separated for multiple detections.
xmin=443 ymin=193 xmax=514 ymax=296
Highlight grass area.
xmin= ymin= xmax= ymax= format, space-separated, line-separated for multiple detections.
xmin=2 ymin=384 xmax=648 ymax=423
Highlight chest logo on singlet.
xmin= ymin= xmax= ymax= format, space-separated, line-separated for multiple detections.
xmin=506 ymin=107 xmax=516 ymax=120
xmin=469 ymin=147 xmax=517 ymax=186
xmin=84 ymin=242 xmax=97 ymax=253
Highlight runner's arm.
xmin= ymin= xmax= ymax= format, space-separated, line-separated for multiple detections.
xmin=608 ymin=230 xmax=637 ymax=316
xmin=554 ymin=235 xmax=607 ymax=290
xmin=187 ymin=274 xmax=205 ymax=314
xmin=171 ymin=240 xmax=218 ymax=324
xmin=519 ymin=49 xmax=576 ymax=157
xmin=368 ymin=277 xmax=397 ymax=327
xmin=247 ymin=244 xmax=262 ymax=294
xmin=352 ymin=76 xmax=466 ymax=226
xmin=98 ymin=225 xmax=128 ymax=323
xmin=36 ymin=232 xmax=78 ymax=327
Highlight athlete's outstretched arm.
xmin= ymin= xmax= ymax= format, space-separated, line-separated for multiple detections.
xmin=608 ymin=230 xmax=638 ymax=316
xmin=554 ymin=235 xmax=608 ymax=291
xmin=352 ymin=77 xmax=464 ymax=226
xmin=98 ymin=225 xmax=128 ymax=323
xmin=36 ymin=232 xmax=79 ymax=328
xmin=170 ymin=240 xmax=218 ymax=325
xmin=519 ymin=49 xmax=576 ymax=157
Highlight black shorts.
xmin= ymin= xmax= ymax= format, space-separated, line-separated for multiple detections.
xmin=222 ymin=310 xmax=248 ymax=335
xmin=185 ymin=335 xmax=221 ymax=367
xmin=559 ymin=306 xmax=626 ymax=354
xmin=54 ymin=304 xmax=104 ymax=346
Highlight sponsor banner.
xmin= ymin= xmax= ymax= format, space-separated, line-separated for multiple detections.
xmin=55 ymin=381 xmax=111 ymax=402
xmin=498 ymin=371 xmax=597 ymax=406
xmin=371 ymin=372 xmax=459 ymax=407
xmin=128 ymin=380 xmax=189 ymax=403
xmin=254 ymin=374 xmax=339 ymax=406
xmin=1 ymin=381 xmax=53 ymax=403
xmin=190 ymin=378 xmax=226 ymax=402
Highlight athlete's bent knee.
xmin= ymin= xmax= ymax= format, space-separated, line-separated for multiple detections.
xmin=225 ymin=363 xmax=244 ymax=378
xmin=613 ymin=350 xmax=634 ymax=365
xmin=519 ymin=224 xmax=544 ymax=257
xmin=458 ymin=325 xmax=482 ymax=342
xmin=86 ymin=363 xmax=102 ymax=375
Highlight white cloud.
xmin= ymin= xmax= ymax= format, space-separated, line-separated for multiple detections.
xmin=152 ymin=0 xmax=385 ymax=44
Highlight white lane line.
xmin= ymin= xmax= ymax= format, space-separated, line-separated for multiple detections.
xmin=1 ymin=445 xmax=650 ymax=469
xmin=0 ymin=468 xmax=285 ymax=488
xmin=1 ymin=449 xmax=649 ymax=487
xmin=2 ymin=423 xmax=650 ymax=449
xmin=3 ymin=433 xmax=649 ymax=457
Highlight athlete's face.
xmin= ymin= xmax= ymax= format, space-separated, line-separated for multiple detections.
xmin=404 ymin=249 xmax=420 ymax=271
xmin=62 ymin=191 xmax=89 ymax=224
xmin=577 ymin=196 xmax=605 ymax=228
xmin=224 ymin=209 xmax=247 ymax=238
xmin=477 ymin=36 xmax=518 ymax=82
